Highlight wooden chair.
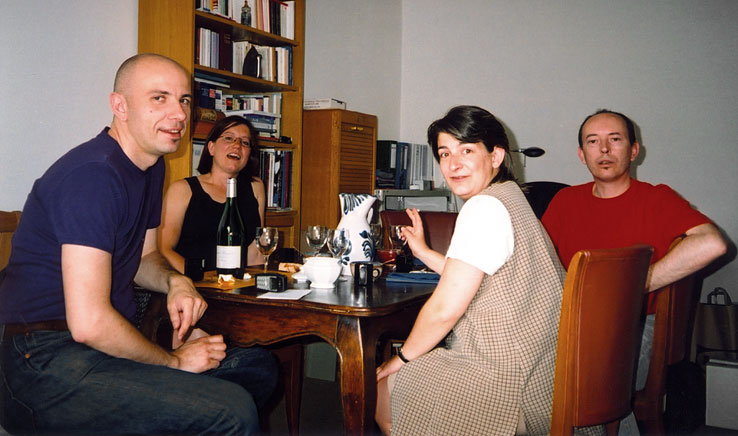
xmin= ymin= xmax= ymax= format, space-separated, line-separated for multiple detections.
xmin=0 ymin=210 xmax=22 ymax=271
xmin=379 ymin=210 xmax=458 ymax=255
xmin=550 ymin=245 xmax=653 ymax=436
xmin=633 ymin=237 xmax=698 ymax=435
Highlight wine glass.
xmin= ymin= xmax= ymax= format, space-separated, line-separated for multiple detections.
xmin=305 ymin=225 xmax=327 ymax=256
xmin=388 ymin=225 xmax=407 ymax=251
xmin=255 ymin=227 xmax=279 ymax=272
xmin=327 ymin=228 xmax=350 ymax=260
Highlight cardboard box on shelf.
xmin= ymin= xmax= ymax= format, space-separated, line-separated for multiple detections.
xmin=303 ymin=98 xmax=346 ymax=110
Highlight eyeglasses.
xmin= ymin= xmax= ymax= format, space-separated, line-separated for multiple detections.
xmin=218 ymin=135 xmax=251 ymax=148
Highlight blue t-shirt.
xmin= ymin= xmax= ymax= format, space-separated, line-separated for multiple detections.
xmin=0 ymin=128 xmax=164 ymax=324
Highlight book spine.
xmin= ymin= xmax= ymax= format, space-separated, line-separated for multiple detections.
xmin=219 ymin=30 xmax=232 ymax=72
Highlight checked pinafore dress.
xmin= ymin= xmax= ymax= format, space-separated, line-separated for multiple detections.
xmin=390 ymin=181 xmax=565 ymax=436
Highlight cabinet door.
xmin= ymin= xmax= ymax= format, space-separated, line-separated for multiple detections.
xmin=300 ymin=109 xmax=377 ymax=234
xmin=339 ymin=121 xmax=375 ymax=194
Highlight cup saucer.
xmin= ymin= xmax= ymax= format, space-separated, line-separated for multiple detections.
xmin=292 ymin=271 xmax=308 ymax=281
xmin=309 ymin=282 xmax=336 ymax=289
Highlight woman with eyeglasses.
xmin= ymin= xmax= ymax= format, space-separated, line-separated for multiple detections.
xmin=160 ymin=115 xmax=265 ymax=275
xmin=158 ymin=115 xmax=278 ymax=411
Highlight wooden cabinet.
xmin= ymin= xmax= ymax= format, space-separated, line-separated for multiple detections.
xmin=301 ymin=109 xmax=377 ymax=232
xmin=137 ymin=0 xmax=304 ymax=248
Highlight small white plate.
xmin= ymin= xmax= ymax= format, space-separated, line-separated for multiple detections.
xmin=310 ymin=282 xmax=336 ymax=289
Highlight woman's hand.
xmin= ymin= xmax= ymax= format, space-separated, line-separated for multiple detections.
xmin=402 ymin=208 xmax=430 ymax=254
xmin=376 ymin=355 xmax=405 ymax=381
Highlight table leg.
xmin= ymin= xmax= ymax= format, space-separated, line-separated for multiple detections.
xmin=335 ymin=316 xmax=378 ymax=436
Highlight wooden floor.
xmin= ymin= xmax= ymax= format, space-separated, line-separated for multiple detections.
xmin=264 ymin=376 xmax=344 ymax=436
xmin=264 ymin=376 xmax=738 ymax=436
xmin=1 ymin=376 xmax=734 ymax=436
xmin=691 ymin=426 xmax=738 ymax=436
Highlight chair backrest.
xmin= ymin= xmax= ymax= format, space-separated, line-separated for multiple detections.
xmin=0 ymin=210 xmax=22 ymax=271
xmin=379 ymin=210 xmax=458 ymax=255
xmin=550 ymin=245 xmax=653 ymax=435
xmin=633 ymin=237 xmax=698 ymax=435
xmin=521 ymin=181 xmax=569 ymax=219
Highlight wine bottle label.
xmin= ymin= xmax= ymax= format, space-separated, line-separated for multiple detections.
xmin=216 ymin=245 xmax=241 ymax=268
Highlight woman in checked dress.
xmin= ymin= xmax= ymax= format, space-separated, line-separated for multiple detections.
xmin=375 ymin=105 xmax=565 ymax=435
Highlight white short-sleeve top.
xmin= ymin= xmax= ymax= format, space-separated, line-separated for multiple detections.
xmin=445 ymin=194 xmax=514 ymax=275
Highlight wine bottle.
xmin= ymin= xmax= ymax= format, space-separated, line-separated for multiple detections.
xmin=216 ymin=178 xmax=245 ymax=280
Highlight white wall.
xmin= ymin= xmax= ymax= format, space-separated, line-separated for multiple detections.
xmin=397 ymin=0 xmax=738 ymax=298
xmin=2 ymin=0 xmax=736 ymax=299
xmin=303 ymin=0 xmax=402 ymax=140
xmin=0 ymin=0 xmax=138 ymax=210
xmin=305 ymin=0 xmax=737 ymax=298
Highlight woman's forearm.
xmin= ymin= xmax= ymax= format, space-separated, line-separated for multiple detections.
xmin=397 ymin=259 xmax=485 ymax=360
xmin=412 ymin=246 xmax=447 ymax=274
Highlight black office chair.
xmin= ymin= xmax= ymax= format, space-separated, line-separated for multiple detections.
xmin=521 ymin=181 xmax=569 ymax=219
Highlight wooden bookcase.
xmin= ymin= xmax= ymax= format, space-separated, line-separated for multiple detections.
xmin=137 ymin=0 xmax=304 ymax=248
xmin=301 ymin=109 xmax=377 ymax=232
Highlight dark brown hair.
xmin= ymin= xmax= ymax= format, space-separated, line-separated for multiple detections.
xmin=427 ymin=105 xmax=517 ymax=185
xmin=197 ymin=115 xmax=260 ymax=180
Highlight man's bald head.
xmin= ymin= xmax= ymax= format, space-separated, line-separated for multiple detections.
xmin=113 ymin=53 xmax=188 ymax=95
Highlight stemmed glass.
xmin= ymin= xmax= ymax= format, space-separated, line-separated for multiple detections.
xmin=305 ymin=225 xmax=328 ymax=256
xmin=327 ymin=228 xmax=350 ymax=260
xmin=255 ymin=227 xmax=279 ymax=272
xmin=388 ymin=225 xmax=407 ymax=251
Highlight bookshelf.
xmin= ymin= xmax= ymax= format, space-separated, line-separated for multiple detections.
xmin=138 ymin=0 xmax=304 ymax=248
xmin=301 ymin=109 xmax=378 ymax=232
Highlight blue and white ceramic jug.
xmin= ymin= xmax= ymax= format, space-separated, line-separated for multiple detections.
xmin=336 ymin=193 xmax=376 ymax=275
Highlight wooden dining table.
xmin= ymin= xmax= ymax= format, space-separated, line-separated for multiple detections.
xmin=140 ymin=269 xmax=436 ymax=435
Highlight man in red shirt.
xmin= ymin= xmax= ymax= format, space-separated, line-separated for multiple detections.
xmin=543 ymin=109 xmax=726 ymax=434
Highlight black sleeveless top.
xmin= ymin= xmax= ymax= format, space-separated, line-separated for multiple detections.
xmin=175 ymin=176 xmax=261 ymax=270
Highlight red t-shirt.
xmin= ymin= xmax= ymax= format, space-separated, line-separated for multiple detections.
xmin=542 ymin=179 xmax=711 ymax=313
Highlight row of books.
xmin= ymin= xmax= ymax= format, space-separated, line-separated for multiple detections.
xmin=196 ymin=27 xmax=293 ymax=85
xmin=196 ymin=83 xmax=282 ymax=138
xmin=190 ymin=143 xmax=293 ymax=210
xmin=224 ymin=92 xmax=282 ymax=114
xmin=196 ymin=0 xmax=295 ymax=39
xmin=233 ymin=41 xmax=293 ymax=84
xmin=249 ymin=0 xmax=295 ymax=39
xmin=192 ymin=107 xmax=279 ymax=140
xmin=225 ymin=110 xmax=281 ymax=139
xmin=196 ymin=27 xmax=229 ymax=71
xmin=259 ymin=149 xmax=293 ymax=209
xmin=376 ymin=141 xmax=435 ymax=189
xmin=196 ymin=82 xmax=282 ymax=114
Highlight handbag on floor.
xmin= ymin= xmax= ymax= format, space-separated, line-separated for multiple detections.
xmin=693 ymin=287 xmax=738 ymax=365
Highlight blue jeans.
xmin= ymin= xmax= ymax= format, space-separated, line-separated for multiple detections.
xmin=1 ymin=328 xmax=278 ymax=435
